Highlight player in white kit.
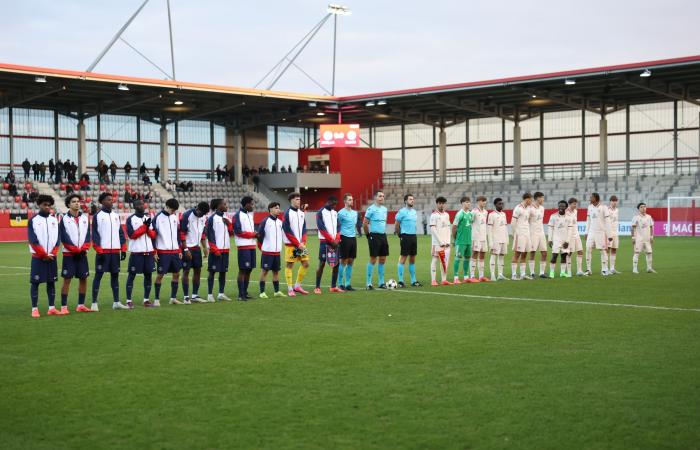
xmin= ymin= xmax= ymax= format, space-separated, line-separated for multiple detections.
xmin=631 ymin=202 xmax=656 ymax=274
xmin=469 ymin=196 xmax=489 ymax=282
xmin=429 ymin=196 xmax=452 ymax=286
xmin=567 ymin=197 xmax=585 ymax=276
xmin=511 ymin=193 xmax=532 ymax=280
xmin=487 ymin=198 xmax=508 ymax=281
xmin=548 ymin=200 xmax=575 ymax=278
xmin=528 ymin=192 xmax=548 ymax=278
xmin=607 ymin=195 xmax=621 ymax=274
xmin=585 ymin=192 xmax=613 ymax=276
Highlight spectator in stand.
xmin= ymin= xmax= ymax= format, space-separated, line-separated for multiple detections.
xmin=252 ymin=172 xmax=260 ymax=193
xmin=216 ymin=164 xmax=222 ymax=182
xmin=55 ymin=160 xmax=63 ymax=183
xmin=79 ymin=175 xmax=90 ymax=191
xmin=288 ymin=164 xmax=292 ymax=173
xmin=186 ymin=181 xmax=194 ymax=192
xmin=109 ymin=161 xmax=117 ymax=181
xmin=29 ymin=190 xmax=38 ymax=203
xmin=8 ymin=183 xmax=18 ymax=197
xmin=5 ymin=170 xmax=16 ymax=184
xmin=296 ymin=165 xmax=303 ymax=173
xmin=154 ymin=165 xmax=160 ymax=183
xmin=281 ymin=166 xmax=287 ymax=173
xmin=124 ymin=190 xmax=132 ymax=207
xmin=48 ymin=159 xmax=55 ymax=182
xmin=22 ymin=158 xmax=31 ymax=180
xmin=22 ymin=191 xmax=30 ymax=204
xmin=165 ymin=179 xmax=175 ymax=192
xmin=139 ymin=163 xmax=147 ymax=177
xmin=39 ymin=162 xmax=46 ymax=182
xmin=271 ymin=163 xmax=277 ymax=173
xmin=144 ymin=190 xmax=152 ymax=202
xmin=222 ymin=164 xmax=228 ymax=182
xmin=65 ymin=184 xmax=74 ymax=195
xmin=124 ymin=162 xmax=132 ymax=181
xmin=229 ymin=166 xmax=235 ymax=182
xmin=32 ymin=161 xmax=39 ymax=181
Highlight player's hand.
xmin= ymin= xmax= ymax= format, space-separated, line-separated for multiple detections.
xmin=120 ymin=251 xmax=127 ymax=261
xmin=153 ymin=253 xmax=159 ymax=262
xmin=143 ymin=217 xmax=152 ymax=226
xmin=178 ymin=253 xmax=183 ymax=260
xmin=299 ymin=243 xmax=306 ymax=250
xmin=222 ymin=217 xmax=231 ymax=227
xmin=80 ymin=250 xmax=87 ymax=257
xmin=202 ymin=247 xmax=209 ymax=258
xmin=185 ymin=250 xmax=192 ymax=261
xmin=43 ymin=254 xmax=54 ymax=261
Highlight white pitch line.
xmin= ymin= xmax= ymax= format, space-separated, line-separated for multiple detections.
xmin=393 ymin=288 xmax=700 ymax=313
xmin=0 ymin=266 xmax=31 ymax=270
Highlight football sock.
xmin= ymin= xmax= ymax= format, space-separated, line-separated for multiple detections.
xmin=397 ymin=263 xmax=404 ymax=283
xmin=30 ymin=283 xmax=39 ymax=308
xmin=170 ymin=281 xmax=178 ymax=299
xmin=259 ymin=280 xmax=265 ymax=294
xmin=453 ymin=256 xmax=461 ymax=278
xmin=92 ymin=272 xmax=103 ymax=303
xmin=78 ymin=292 xmax=86 ymax=305
xmin=154 ymin=282 xmax=161 ymax=300
xmin=377 ymin=263 xmax=385 ymax=285
xmin=610 ymin=253 xmax=616 ymax=270
xmin=110 ymin=273 xmax=119 ymax=303
xmin=528 ymin=259 xmax=535 ymax=274
xmin=430 ymin=257 xmax=437 ymax=282
xmin=409 ymin=263 xmax=416 ymax=284
xmin=600 ymin=252 xmax=608 ymax=272
xmin=273 ymin=280 xmax=280 ymax=292
xmin=192 ymin=280 xmax=200 ymax=297
xmin=478 ymin=259 xmax=485 ymax=278
xmin=577 ymin=254 xmax=583 ymax=272
xmin=337 ymin=263 xmax=345 ymax=286
xmin=645 ymin=253 xmax=652 ymax=270
xmin=295 ymin=265 xmax=307 ymax=287
xmin=182 ymin=276 xmax=189 ymax=297
xmin=218 ymin=272 xmax=226 ymax=294
xmin=366 ymin=262 xmax=374 ymax=286
xmin=470 ymin=258 xmax=476 ymax=278
xmin=345 ymin=264 xmax=353 ymax=286
xmin=498 ymin=255 xmax=505 ymax=278
xmin=331 ymin=265 xmax=339 ymax=288
xmin=143 ymin=273 xmax=152 ymax=299
xmin=520 ymin=262 xmax=526 ymax=276
xmin=489 ymin=254 xmax=496 ymax=279
xmin=315 ymin=271 xmax=322 ymax=289
xmin=61 ymin=293 xmax=68 ymax=307
xmin=511 ymin=263 xmax=517 ymax=277
xmin=585 ymin=248 xmax=592 ymax=272
xmin=441 ymin=249 xmax=450 ymax=281
xmin=126 ymin=272 xmax=136 ymax=300
xmin=285 ymin=267 xmax=294 ymax=288
xmin=207 ymin=272 xmax=215 ymax=295
xmin=633 ymin=253 xmax=639 ymax=271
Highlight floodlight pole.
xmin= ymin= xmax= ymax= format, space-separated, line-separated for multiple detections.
xmin=332 ymin=14 xmax=337 ymax=95
xmin=86 ymin=0 xmax=151 ymax=72
xmin=166 ymin=0 xmax=177 ymax=80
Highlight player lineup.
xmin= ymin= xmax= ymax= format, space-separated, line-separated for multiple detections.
xmin=25 ymin=189 xmax=656 ymax=317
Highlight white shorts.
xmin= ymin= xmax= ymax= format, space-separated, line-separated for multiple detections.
xmin=529 ymin=234 xmax=547 ymax=252
xmin=609 ymin=235 xmax=619 ymax=249
xmin=490 ymin=242 xmax=507 ymax=255
xmin=570 ymin=235 xmax=583 ymax=252
xmin=431 ymin=245 xmax=447 ymax=257
xmin=472 ymin=240 xmax=488 ymax=253
xmin=586 ymin=232 xmax=608 ymax=250
xmin=634 ymin=240 xmax=652 ymax=253
xmin=552 ymin=241 xmax=571 ymax=254
xmin=513 ymin=234 xmax=530 ymax=253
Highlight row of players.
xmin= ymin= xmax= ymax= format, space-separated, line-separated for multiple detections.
xmin=25 ymin=189 xmax=655 ymax=317
xmin=418 ymin=191 xmax=655 ymax=286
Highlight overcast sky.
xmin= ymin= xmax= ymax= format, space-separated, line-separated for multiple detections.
xmin=2 ymin=0 xmax=699 ymax=96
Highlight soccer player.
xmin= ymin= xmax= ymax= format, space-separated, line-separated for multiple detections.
xmin=567 ymin=197 xmax=585 ymax=276
xmin=180 ymin=201 xmax=210 ymax=303
xmin=257 ymin=202 xmax=286 ymax=298
xmin=125 ymin=199 xmax=157 ymax=308
xmin=487 ymin=197 xmax=508 ymax=281
xmin=315 ymin=195 xmax=342 ymax=293
xmin=631 ymin=202 xmax=655 ymax=274
xmin=28 ymin=195 xmax=61 ymax=317
xmin=395 ymin=194 xmax=419 ymax=288
xmin=59 ymin=193 xmax=92 ymax=313
xmin=528 ymin=191 xmax=548 ymax=279
xmin=548 ymin=200 xmax=575 ymax=278
xmin=429 ymin=196 xmax=452 ymax=286
xmin=585 ymin=192 xmax=613 ymax=276
xmin=363 ymin=191 xmax=389 ymax=289
xmin=92 ymin=192 xmax=128 ymax=311
xmin=205 ymin=198 xmax=233 ymax=302
xmin=469 ymin=195 xmax=489 ymax=282
xmin=336 ymin=193 xmax=360 ymax=291
xmin=511 ymin=193 xmax=533 ymax=280
xmin=282 ymin=192 xmax=310 ymax=296
xmin=233 ymin=196 xmax=258 ymax=301
xmin=607 ymin=195 xmax=621 ymax=274
xmin=452 ymin=196 xmax=473 ymax=284
xmin=153 ymin=198 xmax=184 ymax=305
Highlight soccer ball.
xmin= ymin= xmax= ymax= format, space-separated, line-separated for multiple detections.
xmin=386 ymin=279 xmax=398 ymax=289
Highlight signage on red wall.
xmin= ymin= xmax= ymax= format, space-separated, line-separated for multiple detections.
xmin=319 ymin=124 xmax=360 ymax=148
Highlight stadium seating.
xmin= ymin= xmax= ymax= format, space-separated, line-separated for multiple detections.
xmin=50 ymin=180 xmax=166 ymax=214
xmin=168 ymin=181 xmax=271 ymax=212
xmin=374 ymin=173 xmax=700 ymax=211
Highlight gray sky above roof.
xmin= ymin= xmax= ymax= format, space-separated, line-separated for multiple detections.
xmin=2 ymin=0 xmax=699 ymax=96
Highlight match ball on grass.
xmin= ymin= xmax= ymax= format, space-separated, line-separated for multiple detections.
xmin=386 ymin=279 xmax=397 ymax=289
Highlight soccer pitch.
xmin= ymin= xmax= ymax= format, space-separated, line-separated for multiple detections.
xmin=1 ymin=236 xmax=699 ymax=450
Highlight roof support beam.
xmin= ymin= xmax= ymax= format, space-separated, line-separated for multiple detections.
xmin=434 ymin=97 xmax=513 ymax=121
xmin=3 ymin=85 xmax=67 ymax=108
xmin=624 ymin=78 xmax=700 ymax=107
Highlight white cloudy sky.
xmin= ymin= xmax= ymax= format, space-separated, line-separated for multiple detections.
xmin=1 ymin=0 xmax=699 ymax=96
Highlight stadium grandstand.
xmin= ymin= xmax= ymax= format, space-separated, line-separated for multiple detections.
xmin=1 ymin=55 xmax=699 ymax=238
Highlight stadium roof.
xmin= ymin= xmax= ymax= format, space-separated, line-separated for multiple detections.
xmin=1 ymin=55 xmax=699 ymax=129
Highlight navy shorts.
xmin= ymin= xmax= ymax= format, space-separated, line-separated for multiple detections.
xmin=319 ymin=241 xmax=339 ymax=262
xmin=128 ymin=253 xmax=155 ymax=274
xmin=30 ymin=258 xmax=58 ymax=284
xmin=61 ymin=254 xmax=90 ymax=279
xmin=237 ymin=248 xmax=257 ymax=270
xmin=260 ymin=254 xmax=281 ymax=272
xmin=157 ymin=253 xmax=182 ymax=274
xmin=182 ymin=248 xmax=203 ymax=270
xmin=95 ymin=253 xmax=121 ymax=273
xmin=208 ymin=252 xmax=230 ymax=273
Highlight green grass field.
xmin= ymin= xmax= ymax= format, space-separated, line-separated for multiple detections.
xmin=1 ymin=236 xmax=699 ymax=450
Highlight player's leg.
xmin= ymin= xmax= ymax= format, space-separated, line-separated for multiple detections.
xmin=182 ymin=267 xmax=190 ymax=301
xmin=528 ymin=250 xmax=536 ymax=277
xmin=497 ymin=249 xmax=506 ymax=280
xmin=560 ymin=253 xmax=569 ymax=277
xmin=453 ymin=245 xmax=462 ymax=283
xmin=408 ymin=254 xmax=418 ymax=286
xmin=470 ymin=250 xmax=478 ymax=280
xmin=330 ymin=260 xmax=340 ymax=290
xmin=315 ymin=242 xmax=326 ymax=293
xmin=110 ymin=270 xmax=126 ymax=309
xmin=441 ymin=246 xmax=451 ymax=283
xmin=61 ymin=277 xmax=72 ymax=310
xmin=585 ymin=239 xmax=594 ymax=274
xmin=345 ymin=257 xmax=355 ymax=290
xmin=126 ymin=269 xmax=137 ymax=305
xmin=285 ymin=255 xmax=296 ymax=296
xmin=295 ymin=258 xmax=309 ymax=293
xmin=366 ymin=256 xmax=377 ymax=288
xmin=77 ymin=277 xmax=88 ymax=310
xmin=377 ymin=255 xmax=387 ymax=287
xmin=645 ymin=243 xmax=654 ymax=272
xmin=539 ymin=250 xmax=547 ymax=277
xmin=170 ymin=268 xmax=181 ymax=304
xmin=549 ymin=252 xmax=558 ymax=278
xmin=397 ymin=255 xmax=406 ymax=285
xmin=91 ymin=268 xmax=104 ymax=310
xmin=272 ymin=269 xmax=283 ymax=296
xmin=430 ymin=246 xmax=438 ymax=285
xmin=259 ymin=269 xmax=268 ymax=297
xmin=154 ymin=272 xmax=165 ymax=303
xmin=192 ymin=267 xmax=202 ymax=301
xmin=489 ymin=250 xmax=497 ymax=280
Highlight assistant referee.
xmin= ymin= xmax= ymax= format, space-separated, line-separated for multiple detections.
xmin=363 ymin=190 xmax=389 ymax=289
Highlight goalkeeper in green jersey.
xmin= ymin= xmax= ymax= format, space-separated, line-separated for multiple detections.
xmin=452 ymin=196 xmax=474 ymax=283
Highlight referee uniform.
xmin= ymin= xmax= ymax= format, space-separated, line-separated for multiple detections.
xmin=394 ymin=205 xmax=418 ymax=286
xmin=364 ymin=203 xmax=388 ymax=288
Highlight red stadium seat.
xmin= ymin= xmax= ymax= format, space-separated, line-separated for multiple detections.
xmin=73 ymin=183 xmax=80 ymax=190
xmin=14 ymin=195 xmax=21 ymax=202
xmin=21 ymin=202 xmax=27 ymax=209
xmin=60 ymin=183 xmax=66 ymax=191
xmin=2 ymin=182 xmax=8 ymax=190
xmin=100 ymin=184 xmax=106 ymax=190
xmin=24 ymin=183 xmax=32 ymax=190
xmin=118 ymin=202 xmax=124 ymax=209
xmin=85 ymin=197 xmax=91 ymax=203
